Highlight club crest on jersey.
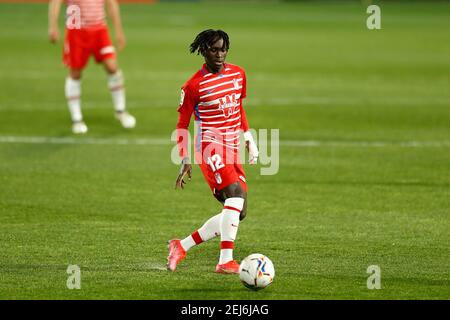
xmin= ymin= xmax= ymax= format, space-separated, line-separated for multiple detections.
xmin=218 ymin=93 xmax=238 ymax=118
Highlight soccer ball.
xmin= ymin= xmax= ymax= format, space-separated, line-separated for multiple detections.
xmin=239 ymin=253 xmax=275 ymax=290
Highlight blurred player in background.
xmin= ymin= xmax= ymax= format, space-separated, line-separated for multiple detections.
xmin=48 ymin=0 xmax=136 ymax=134
xmin=168 ymin=29 xmax=259 ymax=274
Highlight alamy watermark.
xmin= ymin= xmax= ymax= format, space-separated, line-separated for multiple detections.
xmin=367 ymin=265 xmax=381 ymax=289
xmin=170 ymin=127 xmax=279 ymax=176
xmin=66 ymin=5 xmax=81 ymax=30
xmin=366 ymin=5 xmax=381 ymax=30
xmin=66 ymin=264 xmax=81 ymax=289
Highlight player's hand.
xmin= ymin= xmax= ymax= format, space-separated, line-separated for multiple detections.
xmin=175 ymin=157 xmax=192 ymax=190
xmin=116 ymin=32 xmax=126 ymax=51
xmin=244 ymin=131 xmax=259 ymax=165
xmin=48 ymin=27 xmax=59 ymax=43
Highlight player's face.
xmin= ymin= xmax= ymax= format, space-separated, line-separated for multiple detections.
xmin=203 ymin=38 xmax=228 ymax=73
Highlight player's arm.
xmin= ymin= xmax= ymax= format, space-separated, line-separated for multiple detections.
xmin=105 ymin=0 xmax=126 ymax=51
xmin=48 ymin=0 xmax=63 ymax=43
xmin=175 ymin=86 xmax=196 ymax=190
xmin=240 ymin=72 xmax=259 ymax=164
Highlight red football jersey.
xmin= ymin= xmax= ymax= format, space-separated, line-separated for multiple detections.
xmin=176 ymin=63 xmax=249 ymax=161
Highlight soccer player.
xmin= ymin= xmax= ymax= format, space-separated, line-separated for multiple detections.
xmin=48 ymin=0 xmax=136 ymax=134
xmin=168 ymin=29 xmax=259 ymax=274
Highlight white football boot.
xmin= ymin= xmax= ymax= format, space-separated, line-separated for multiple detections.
xmin=115 ymin=111 xmax=136 ymax=129
xmin=72 ymin=121 xmax=88 ymax=134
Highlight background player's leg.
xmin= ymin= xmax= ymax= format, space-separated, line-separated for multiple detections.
xmin=65 ymin=68 xmax=87 ymax=134
xmin=103 ymin=58 xmax=136 ymax=128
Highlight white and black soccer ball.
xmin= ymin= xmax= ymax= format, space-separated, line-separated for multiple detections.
xmin=239 ymin=253 xmax=275 ymax=290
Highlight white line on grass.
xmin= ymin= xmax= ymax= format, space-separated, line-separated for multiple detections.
xmin=0 ymin=136 xmax=449 ymax=148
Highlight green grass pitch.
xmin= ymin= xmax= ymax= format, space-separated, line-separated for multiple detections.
xmin=0 ymin=1 xmax=449 ymax=299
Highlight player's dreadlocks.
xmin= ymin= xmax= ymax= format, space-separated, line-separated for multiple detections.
xmin=189 ymin=29 xmax=230 ymax=55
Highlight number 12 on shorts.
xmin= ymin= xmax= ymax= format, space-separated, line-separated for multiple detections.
xmin=207 ymin=154 xmax=225 ymax=172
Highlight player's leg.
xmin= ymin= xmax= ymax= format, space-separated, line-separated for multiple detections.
xmin=167 ymin=192 xmax=243 ymax=273
xmin=65 ymin=68 xmax=88 ymax=134
xmin=167 ymin=212 xmax=222 ymax=272
xmin=218 ymin=184 xmax=247 ymax=221
xmin=63 ymin=29 xmax=89 ymax=134
xmin=201 ymin=152 xmax=247 ymax=273
xmin=180 ymin=213 xmax=222 ymax=250
xmin=176 ymin=186 xmax=245 ymax=254
xmin=215 ymin=161 xmax=248 ymax=220
xmin=167 ymin=154 xmax=235 ymax=271
xmin=102 ymin=58 xmax=136 ymax=128
xmin=178 ymin=156 xmax=248 ymax=253
xmin=215 ymin=181 xmax=246 ymax=274
xmin=167 ymin=156 xmax=226 ymax=271
xmin=95 ymin=26 xmax=136 ymax=129
xmin=167 ymin=152 xmax=246 ymax=273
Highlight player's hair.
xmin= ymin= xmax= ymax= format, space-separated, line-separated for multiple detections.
xmin=189 ymin=29 xmax=230 ymax=55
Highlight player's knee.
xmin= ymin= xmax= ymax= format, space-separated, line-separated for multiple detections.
xmin=108 ymin=70 xmax=124 ymax=88
xmin=224 ymin=195 xmax=245 ymax=221
xmin=104 ymin=59 xmax=118 ymax=74
xmin=220 ymin=182 xmax=247 ymax=219
xmin=106 ymin=66 xmax=118 ymax=75
xmin=70 ymin=69 xmax=82 ymax=80
xmin=222 ymin=181 xmax=245 ymax=198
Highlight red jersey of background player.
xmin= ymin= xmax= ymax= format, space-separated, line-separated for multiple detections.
xmin=176 ymin=62 xmax=249 ymax=163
